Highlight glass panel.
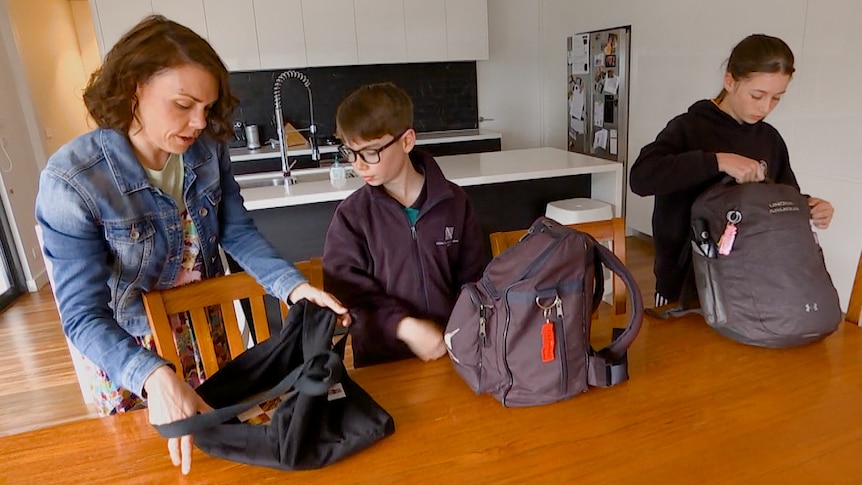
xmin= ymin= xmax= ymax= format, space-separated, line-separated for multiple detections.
xmin=0 ymin=195 xmax=22 ymax=310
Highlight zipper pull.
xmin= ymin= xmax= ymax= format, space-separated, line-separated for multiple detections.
xmin=718 ymin=210 xmax=742 ymax=256
xmin=478 ymin=306 xmax=488 ymax=347
xmin=555 ymin=296 xmax=563 ymax=320
xmin=411 ymin=225 xmax=417 ymax=240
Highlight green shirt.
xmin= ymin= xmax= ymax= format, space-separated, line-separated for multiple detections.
xmin=142 ymin=153 xmax=185 ymax=213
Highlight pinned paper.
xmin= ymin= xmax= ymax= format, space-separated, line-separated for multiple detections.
xmin=603 ymin=76 xmax=619 ymax=95
xmin=570 ymin=34 xmax=589 ymax=74
xmin=593 ymin=100 xmax=605 ymax=128
xmin=569 ymin=86 xmax=585 ymax=121
xmin=570 ymin=117 xmax=585 ymax=135
xmin=609 ymin=129 xmax=618 ymax=155
xmin=593 ymin=129 xmax=609 ymax=150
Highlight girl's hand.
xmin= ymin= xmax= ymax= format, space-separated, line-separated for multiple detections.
xmin=808 ymin=197 xmax=834 ymax=229
xmin=144 ymin=365 xmax=213 ymax=475
xmin=716 ymin=153 xmax=766 ymax=183
xmin=289 ymin=283 xmax=352 ymax=327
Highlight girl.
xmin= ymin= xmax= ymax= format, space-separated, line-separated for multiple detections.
xmin=630 ymin=34 xmax=834 ymax=307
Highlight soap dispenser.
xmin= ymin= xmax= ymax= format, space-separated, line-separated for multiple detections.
xmin=329 ymin=154 xmax=347 ymax=188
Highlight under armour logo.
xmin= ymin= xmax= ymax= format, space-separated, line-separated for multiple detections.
xmin=805 ymin=303 xmax=819 ymax=312
xmin=444 ymin=328 xmax=461 ymax=363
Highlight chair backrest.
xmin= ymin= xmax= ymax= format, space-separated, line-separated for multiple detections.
xmin=848 ymin=250 xmax=862 ymax=325
xmin=489 ymin=217 xmax=627 ymax=315
xmin=142 ymin=257 xmax=324 ymax=378
xmin=295 ymin=257 xmax=324 ymax=289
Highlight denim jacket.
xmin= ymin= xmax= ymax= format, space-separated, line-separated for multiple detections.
xmin=36 ymin=129 xmax=305 ymax=396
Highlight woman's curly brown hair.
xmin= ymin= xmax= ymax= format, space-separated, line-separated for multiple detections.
xmin=83 ymin=15 xmax=238 ymax=141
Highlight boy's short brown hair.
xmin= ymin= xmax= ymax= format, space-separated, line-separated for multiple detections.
xmin=336 ymin=82 xmax=413 ymax=141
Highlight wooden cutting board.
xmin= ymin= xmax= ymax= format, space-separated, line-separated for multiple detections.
xmin=283 ymin=122 xmax=309 ymax=148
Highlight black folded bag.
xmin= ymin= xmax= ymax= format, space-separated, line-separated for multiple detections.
xmin=154 ymin=300 xmax=395 ymax=470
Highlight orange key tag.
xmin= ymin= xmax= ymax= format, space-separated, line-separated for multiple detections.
xmin=541 ymin=320 xmax=555 ymax=362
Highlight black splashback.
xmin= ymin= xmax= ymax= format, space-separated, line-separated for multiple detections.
xmin=228 ymin=62 xmax=478 ymax=143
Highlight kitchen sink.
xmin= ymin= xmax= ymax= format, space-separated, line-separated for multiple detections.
xmin=236 ymin=167 xmax=356 ymax=189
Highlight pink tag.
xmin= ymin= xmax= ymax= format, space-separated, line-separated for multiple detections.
xmin=717 ymin=223 xmax=737 ymax=256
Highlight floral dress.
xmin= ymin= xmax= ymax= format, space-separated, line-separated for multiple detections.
xmin=84 ymin=210 xmax=231 ymax=416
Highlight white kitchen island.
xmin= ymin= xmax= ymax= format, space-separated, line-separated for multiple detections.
xmin=238 ymin=147 xmax=623 ymax=216
xmin=233 ymin=146 xmax=623 ymax=265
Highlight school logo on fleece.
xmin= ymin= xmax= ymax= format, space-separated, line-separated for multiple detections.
xmin=435 ymin=225 xmax=459 ymax=247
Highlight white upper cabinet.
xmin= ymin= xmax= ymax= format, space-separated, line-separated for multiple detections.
xmin=403 ymin=0 xmax=447 ymax=62
xmin=90 ymin=0 xmax=488 ymax=69
xmin=302 ymin=0 xmax=358 ymax=67
xmin=202 ymin=0 xmax=261 ymax=71
xmin=254 ymin=0 xmax=307 ymax=69
xmin=91 ymin=0 xmax=153 ymax=56
xmin=151 ymin=0 xmax=209 ymax=40
xmin=354 ymin=0 xmax=407 ymax=65
xmin=445 ymin=0 xmax=489 ymax=60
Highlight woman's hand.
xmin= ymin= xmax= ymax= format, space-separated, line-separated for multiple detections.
xmin=808 ymin=197 xmax=834 ymax=229
xmin=289 ymin=283 xmax=352 ymax=326
xmin=716 ymin=153 xmax=766 ymax=183
xmin=144 ymin=365 xmax=212 ymax=475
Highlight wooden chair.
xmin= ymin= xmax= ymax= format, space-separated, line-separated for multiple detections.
xmin=847 ymin=250 xmax=862 ymax=325
xmin=294 ymin=257 xmax=324 ymax=290
xmin=489 ymin=217 xmax=628 ymax=315
xmin=142 ymin=257 xmax=323 ymax=378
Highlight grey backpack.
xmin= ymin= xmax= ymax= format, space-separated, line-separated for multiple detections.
xmin=444 ymin=217 xmax=644 ymax=407
xmin=690 ymin=180 xmax=841 ymax=347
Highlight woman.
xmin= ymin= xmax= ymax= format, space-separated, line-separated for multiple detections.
xmin=35 ymin=15 xmax=348 ymax=474
xmin=630 ymin=33 xmax=834 ymax=307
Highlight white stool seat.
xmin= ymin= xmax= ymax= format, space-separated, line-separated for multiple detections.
xmin=545 ymin=198 xmax=615 ymax=304
xmin=545 ymin=198 xmax=613 ymax=224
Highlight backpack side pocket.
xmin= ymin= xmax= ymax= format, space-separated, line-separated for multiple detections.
xmin=445 ymin=283 xmax=498 ymax=394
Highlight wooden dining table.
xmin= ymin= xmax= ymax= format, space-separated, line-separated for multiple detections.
xmin=4 ymin=313 xmax=862 ymax=484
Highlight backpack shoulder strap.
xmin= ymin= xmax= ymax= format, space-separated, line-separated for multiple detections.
xmin=587 ymin=242 xmax=644 ymax=388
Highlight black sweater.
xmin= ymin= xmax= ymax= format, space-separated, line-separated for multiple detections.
xmin=323 ymin=150 xmax=486 ymax=367
xmin=629 ymin=99 xmax=800 ymax=300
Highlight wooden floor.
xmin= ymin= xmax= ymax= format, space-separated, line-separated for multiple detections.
xmin=0 ymin=236 xmax=655 ymax=437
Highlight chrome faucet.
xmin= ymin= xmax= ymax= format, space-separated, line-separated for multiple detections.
xmin=273 ymin=71 xmax=320 ymax=183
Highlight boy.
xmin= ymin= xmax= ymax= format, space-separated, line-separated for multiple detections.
xmin=323 ymin=82 xmax=485 ymax=367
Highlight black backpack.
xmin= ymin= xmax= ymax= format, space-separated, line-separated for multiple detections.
xmin=690 ymin=180 xmax=841 ymax=347
xmin=154 ymin=300 xmax=394 ymax=470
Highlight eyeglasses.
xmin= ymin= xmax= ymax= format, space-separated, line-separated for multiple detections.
xmin=337 ymin=129 xmax=409 ymax=165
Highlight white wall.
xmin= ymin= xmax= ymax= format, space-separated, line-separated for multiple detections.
xmin=477 ymin=0 xmax=542 ymax=149
xmin=6 ymin=0 xmax=93 ymax=158
xmin=0 ymin=2 xmax=49 ymax=291
xmin=479 ymin=0 xmax=861 ymax=309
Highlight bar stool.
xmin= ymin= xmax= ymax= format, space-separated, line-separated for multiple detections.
xmin=545 ymin=198 xmax=614 ymax=303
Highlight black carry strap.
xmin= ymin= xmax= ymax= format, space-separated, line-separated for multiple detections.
xmin=587 ymin=241 xmax=644 ymax=388
xmin=154 ymin=336 xmax=348 ymax=439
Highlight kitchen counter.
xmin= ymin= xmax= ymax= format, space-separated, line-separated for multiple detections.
xmin=229 ymin=129 xmax=503 ymax=162
xmin=239 ymin=147 xmax=623 ymax=214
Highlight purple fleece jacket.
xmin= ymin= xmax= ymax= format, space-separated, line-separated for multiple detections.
xmin=323 ymin=150 xmax=485 ymax=367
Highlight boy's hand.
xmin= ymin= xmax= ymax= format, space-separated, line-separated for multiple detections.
xmin=396 ymin=317 xmax=447 ymax=361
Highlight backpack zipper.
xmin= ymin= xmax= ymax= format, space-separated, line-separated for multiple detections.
xmin=555 ymin=298 xmax=568 ymax=395
xmin=499 ymin=230 xmax=568 ymax=406
xmin=501 ymin=287 xmax=514 ymax=406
